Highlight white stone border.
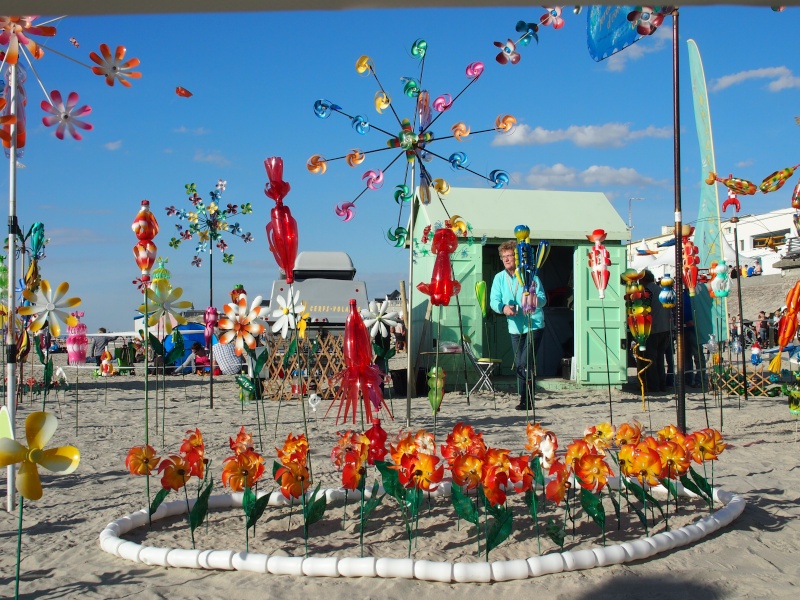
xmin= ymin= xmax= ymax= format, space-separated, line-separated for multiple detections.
xmin=99 ymin=479 xmax=745 ymax=582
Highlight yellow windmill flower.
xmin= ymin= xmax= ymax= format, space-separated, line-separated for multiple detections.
xmin=18 ymin=280 xmax=81 ymax=337
xmin=138 ymin=279 xmax=192 ymax=335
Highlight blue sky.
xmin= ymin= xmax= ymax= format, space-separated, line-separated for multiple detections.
xmin=2 ymin=7 xmax=799 ymax=332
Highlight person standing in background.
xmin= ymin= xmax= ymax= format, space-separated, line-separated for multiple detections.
xmin=490 ymin=240 xmax=547 ymax=411
xmin=643 ymin=271 xmax=671 ymax=392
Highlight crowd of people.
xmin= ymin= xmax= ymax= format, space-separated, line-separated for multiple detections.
xmin=729 ymin=261 xmax=762 ymax=278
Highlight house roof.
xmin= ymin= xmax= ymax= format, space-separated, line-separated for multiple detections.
xmin=415 ymin=187 xmax=630 ymax=244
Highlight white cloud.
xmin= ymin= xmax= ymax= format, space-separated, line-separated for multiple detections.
xmin=104 ymin=140 xmax=122 ymax=151
xmin=194 ymin=149 xmax=231 ymax=167
xmin=520 ymin=163 xmax=661 ymax=189
xmin=173 ymin=126 xmax=209 ymax=135
xmin=735 ymin=159 xmax=754 ymax=169
xmin=711 ymin=66 xmax=800 ymax=92
xmin=604 ymin=25 xmax=671 ymax=73
xmin=493 ymin=122 xmax=671 ymax=148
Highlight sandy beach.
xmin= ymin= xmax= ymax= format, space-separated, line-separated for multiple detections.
xmin=1 ymin=351 xmax=798 ymax=600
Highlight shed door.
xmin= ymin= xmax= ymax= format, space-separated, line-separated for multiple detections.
xmin=574 ymin=244 xmax=627 ymax=385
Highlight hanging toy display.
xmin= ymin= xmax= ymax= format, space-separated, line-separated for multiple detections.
xmin=682 ymin=227 xmax=700 ymax=297
xmin=621 ymin=269 xmax=653 ymax=351
xmin=710 ymin=261 xmax=731 ymax=298
xmin=264 ymin=156 xmax=299 ymax=283
xmin=587 ymin=228 xmax=611 ymax=299
xmin=751 ymin=340 xmax=763 ymax=367
xmin=416 ymin=227 xmax=461 ymax=306
xmin=658 ymin=274 xmax=676 ymax=308
xmin=769 ymin=281 xmax=800 ymax=373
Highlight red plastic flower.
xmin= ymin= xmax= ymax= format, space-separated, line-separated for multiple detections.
xmin=341 ymin=451 xmax=366 ymax=491
xmin=389 ymin=431 xmax=417 ymax=466
xmin=229 ymin=426 xmax=253 ymax=456
xmin=616 ymin=420 xmax=643 ymax=447
xmin=451 ymin=454 xmax=483 ymax=490
xmin=364 ymin=418 xmax=388 ymax=464
xmin=125 ymin=444 xmax=159 ymax=476
xmin=89 ymin=43 xmax=142 ymax=87
xmin=331 ymin=430 xmax=369 ymax=469
xmin=442 ymin=422 xmax=486 ymax=465
xmin=631 ymin=443 xmax=663 ymax=486
xmin=545 ymin=459 xmax=570 ymax=505
xmin=277 ymin=432 xmax=308 ymax=467
xmin=180 ymin=428 xmax=205 ymax=477
xmin=656 ymin=440 xmax=690 ymax=479
xmin=397 ymin=452 xmax=444 ymax=492
xmin=508 ymin=455 xmax=533 ymax=493
xmin=158 ymin=454 xmax=192 ymax=491
xmin=627 ymin=6 xmax=667 ymax=36
xmin=564 ymin=439 xmax=591 ymax=469
xmin=493 ymin=39 xmax=520 ymax=65
xmin=482 ymin=464 xmax=509 ymax=506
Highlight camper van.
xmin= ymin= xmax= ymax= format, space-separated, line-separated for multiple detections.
xmin=267 ymin=251 xmax=369 ymax=333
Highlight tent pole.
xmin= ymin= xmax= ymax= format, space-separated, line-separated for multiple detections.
xmin=6 ymin=63 xmax=18 ymax=513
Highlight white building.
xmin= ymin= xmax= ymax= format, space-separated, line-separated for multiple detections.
xmin=627 ymin=207 xmax=795 ymax=278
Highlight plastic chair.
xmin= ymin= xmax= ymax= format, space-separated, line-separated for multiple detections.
xmin=462 ymin=336 xmax=502 ymax=396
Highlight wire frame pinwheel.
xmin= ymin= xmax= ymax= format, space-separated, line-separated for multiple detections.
xmin=166 ymin=179 xmax=254 ymax=271
xmin=17 ymin=279 xmax=80 ymax=337
xmin=308 ymin=39 xmax=515 ymax=247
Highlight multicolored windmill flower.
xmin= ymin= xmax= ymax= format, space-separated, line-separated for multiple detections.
xmin=40 ymin=90 xmax=93 ymax=140
xmin=221 ymin=449 xmax=265 ymax=492
xmin=137 ymin=278 xmax=191 ymax=335
xmin=89 ymin=43 xmax=142 ymax=87
xmin=218 ymin=293 xmax=267 ymax=355
xmin=125 ymin=444 xmax=159 ymax=476
xmin=0 ymin=16 xmax=56 ymax=64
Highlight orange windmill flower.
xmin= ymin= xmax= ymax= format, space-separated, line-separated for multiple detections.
xmin=340 ymin=451 xmax=367 ymax=491
xmin=656 ymin=440 xmax=690 ymax=479
xmin=229 ymin=426 xmax=253 ymax=456
xmin=584 ymin=422 xmax=615 ymax=455
xmin=398 ymin=452 xmax=444 ymax=492
xmin=451 ymin=454 xmax=483 ymax=490
xmin=575 ymin=453 xmax=613 ymax=492
xmin=545 ymin=459 xmax=570 ymax=505
xmin=277 ymin=432 xmax=309 ymax=466
xmin=615 ymin=420 xmax=643 ymax=447
xmin=221 ymin=449 xmax=265 ymax=492
xmin=631 ymin=444 xmax=663 ymax=487
xmin=126 ymin=444 xmax=159 ymax=476
xmin=275 ymin=460 xmax=311 ymax=499
xmin=158 ymin=454 xmax=193 ymax=491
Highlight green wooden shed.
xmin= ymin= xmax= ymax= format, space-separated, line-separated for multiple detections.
xmin=408 ymin=187 xmax=630 ymax=392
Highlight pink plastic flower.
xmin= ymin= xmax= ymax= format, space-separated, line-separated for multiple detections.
xmin=89 ymin=43 xmax=142 ymax=87
xmin=41 ymin=91 xmax=93 ymax=141
xmin=493 ymin=39 xmax=520 ymax=65
xmin=0 ymin=16 xmax=56 ymax=65
xmin=627 ymin=6 xmax=667 ymax=36
xmin=540 ymin=7 xmax=565 ymax=29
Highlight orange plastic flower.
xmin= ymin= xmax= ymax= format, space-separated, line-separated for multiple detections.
xmin=525 ymin=423 xmax=558 ymax=469
xmin=414 ymin=429 xmax=436 ymax=455
xmin=545 ymin=459 xmax=569 ymax=505
xmin=575 ymin=453 xmax=613 ymax=492
xmin=584 ymin=422 xmax=615 ymax=454
xmin=398 ymin=452 xmax=444 ymax=492
xmin=158 ymin=454 xmax=192 ymax=491
xmin=275 ymin=460 xmax=310 ymax=499
xmin=686 ymin=430 xmax=721 ymax=464
xmin=229 ymin=426 xmax=253 ymax=456
xmin=389 ymin=431 xmax=417 ymax=465
xmin=451 ymin=454 xmax=483 ymax=490
xmin=657 ymin=440 xmax=690 ymax=479
xmin=565 ymin=439 xmax=590 ymax=468
xmin=617 ymin=443 xmax=636 ymax=477
xmin=631 ymin=445 xmax=663 ymax=486
xmin=181 ymin=428 xmax=205 ymax=474
xmin=482 ymin=465 xmax=509 ymax=506
xmin=483 ymin=447 xmax=511 ymax=476
xmin=221 ymin=449 xmax=265 ymax=492
xmin=126 ymin=444 xmax=159 ymax=476
xmin=615 ymin=420 xmax=643 ymax=447
xmin=657 ymin=424 xmax=686 ymax=446
xmin=508 ymin=455 xmax=533 ymax=492
xmin=442 ymin=422 xmax=486 ymax=465
xmin=700 ymin=428 xmax=726 ymax=457
xmin=277 ymin=432 xmax=308 ymax=466
xmin=331 ymin=430 xmax=369 ymax=469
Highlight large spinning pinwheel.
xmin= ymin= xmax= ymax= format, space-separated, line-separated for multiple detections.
xmin=308 ymin=39 xmax=516 ymax=248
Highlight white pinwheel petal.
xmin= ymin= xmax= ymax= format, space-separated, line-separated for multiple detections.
xmin=218 ymin=330 xmax=236 ymax=345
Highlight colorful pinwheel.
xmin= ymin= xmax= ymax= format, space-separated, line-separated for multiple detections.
xmin=309 ymin=39 xmax=513 ymax=247
xmin=40 ymin=90 xmax=93 ymax=140
xmin=269 ymin=290 xmax=305 ymax=339
xmin=89 ymin=43 xmax=142 ymax=87
xmin=218 ymin=293 xmax=267 ymax=355
xmin=138 ymin=278 xmax=191 ymax=335
xmin=361 ymin=297 xmax=399 ymax=339
xmin=0 ymin=16 xmax=56 ymax=64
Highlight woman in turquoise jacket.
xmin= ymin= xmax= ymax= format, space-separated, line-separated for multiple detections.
xmin=490 ymin=240 xmax=547 ymax=410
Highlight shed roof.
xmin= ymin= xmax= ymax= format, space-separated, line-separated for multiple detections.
xmin=415 ymin=187 xmax=630 ymax=243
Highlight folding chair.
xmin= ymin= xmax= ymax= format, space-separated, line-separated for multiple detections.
xmin=462 ymin=337 xmax=502 ymax=396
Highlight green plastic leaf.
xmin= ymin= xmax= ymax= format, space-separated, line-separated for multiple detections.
xmin=545 ymin=516 xmax=565 ymax=549
xmin=374 ymin=460 xmax=404 ymax=503
xmin=246 ymin=492 xmax=272 ymax=529
xmin=190 ymin=482 xmax=213 ymax=532
xmin=608 ymin=488 xmax=621 ymax=522
xmin=282 ymin=338 xmax=297 ymax=368
xmin=621 ymin=479 xmax=649 ymax=529
xmin=149 ymin=487 xmax=169 ymax=516
xmin=272 ymin=460 xmax=284 ymax=479
xmin=304 ymin=485 xmax=327 ymax=526
xmin=384 ymin=347 xmax=396 ymax=361
xmin=43 ymin=359 xmax=53 ymax=387
xmin=524 ymin=488 xmax=539 ymax=521
xmin=532 ymin=456 xmax=545 ymax=486
xmin=452 ymin=484 xmax=480 ymax=525
xmin=361 ymin=480 xmax=384 ymax=523
xmin=405 ymin=487 xmax=423 ymax=520
xmin=243 ymin=486 xmax=256 ymax=517
xmin=689 ymin=466 xmax=714 ymax=502
xmin=487 ymin=505 xmax=513 ymax=552
xmin=580 ymin=488 xmax=606 ymax=531
xmin=660 ymin=478 xmax=679 ymax=502
xmin=165 ymin=346 xmax=184 ymax=366
xmin=253 ymin=349 xmax=270 ymax=375
xmin=236 ymin=374 xmax=255 ymax=392
xmin=622 ymin=477 xmax=663 ymax=516
xmin=148 ymin=333 xmax=164 ymax=357
xmin=35 ymin=340 xmax=45 ymax=365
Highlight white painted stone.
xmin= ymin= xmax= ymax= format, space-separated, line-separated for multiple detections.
xmin=117 ymin=541 xmax=143 ymax=562
xmin=139 ymin=545 xmax=171 ymax=566
xmin=104 ymin=522 xmax=121 ymax=536
xmin=490 ymin=559 xmax=529 ymax=581
xmin=166 ymin=549 xmax=202 ymax=568
xmin=127 ymin=510 xmax=150 ymax=529
xmin=268 ymin=555 xmax=305 ymax=576
xmin=681 ymin=524 xmax=706 ymax=543
xmin=453 ymin=561 xmax=491 ymax=582
xmin=528 ymin=553 xmax=565 ymax=576
xmin=302 ymin=557 xmax=340 ymax=577
xmin=338 ymin=557 xmax=377 ymax=578
xmin=232 ymin=551 xmax=269 ymax=573
xmin=375 ymin=557 xmax=414 ymax=579
xmin=561 ymin=549 xmax=597 ymax=571
xmin=414 ymin=560 xmax=452 ymax=582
